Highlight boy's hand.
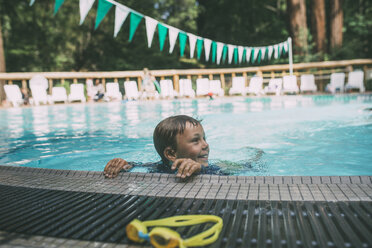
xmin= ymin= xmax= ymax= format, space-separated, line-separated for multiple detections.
xmin=104 ymin=158 xmax=132 ymax=178
xmin=171 ymin=158 xmax=202 ymax=178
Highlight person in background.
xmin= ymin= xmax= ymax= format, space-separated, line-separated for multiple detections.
xmin=93 ymin=79 xmax=105 ymax=102
xmin=21 ymin=88 xmax=30 ymax=105
xmin=141 ymin=68 xmax=158 ymax=100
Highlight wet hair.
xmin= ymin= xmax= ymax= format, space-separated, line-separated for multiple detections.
xmin=153 ymin=115 xmax=201 ymax=165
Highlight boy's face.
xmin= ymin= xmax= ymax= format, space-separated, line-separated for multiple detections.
xmin=174 ymin=122 xmax=209 ymax=166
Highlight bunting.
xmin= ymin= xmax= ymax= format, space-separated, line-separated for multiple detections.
xmin=32 ymin=0 xmax=291 ymax=65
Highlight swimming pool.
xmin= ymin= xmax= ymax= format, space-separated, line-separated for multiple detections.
xmin=1 ymin=94 xmax=371 ymax=176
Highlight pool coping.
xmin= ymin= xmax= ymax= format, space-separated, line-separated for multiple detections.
xmin=1 ymin=165 xmax=371 ymax=202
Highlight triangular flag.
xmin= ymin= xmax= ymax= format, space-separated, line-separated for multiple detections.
xmin=216 ymin=42 xmax=224 ymax=65
xmin=144 ymin=16 xmax=157 ymax=47
xmin=284 ymin=41 xmax=289 ymax=53
xmin=242 ymin=48 xmax=246 ymax=63
xmin=267 ymin=45 xmax=274 ymax=60
xmin=234 ymin=47 xmax=238 ymax=64
xmin=278 ymin=43 xmax=283 ymax=58
xmin=273 ymin=44 xmax=279 ymax=59
xmin=79 ymin=0 xmax=95 ymax=25
xmin=179 ymin=32 xmax=187 ymax=57
xmin=168 ymin=26 xmax=179 ymax=53
xmin=114 ymin=5 xmax=130 ymax=37
xmin=188 ymin=33 xmax=197 ymax=58
xmin=260 ymin=47 xmax=266 ymax=61
xmin=157 ymin=23 xmax=168 ymax=51
xmin=238 ymin=46 xmax=244 ymax=64
xmin=95 ymin=0 xmax=112 ymax=30
xmin=252 ymin=48 xmax=259 ymax=63
xmin=54 ymin=0 xmax=65 ymax=15
xmin=227 ymin=44 xmax=235 ymax=64
xmin=204 ymin=38 xmax=212 ymax=61
xmin=211 ymin=41 xmax=217 ymax=63
xmin=129 ymin=12 xmax=143 ymax=42
xmin=222 ymin=45 xmax=228 ymax=64
xmin=246 ymin=47 xmax=252 ymax=63
xmin=30 ymin=0 xmax=35 ymax=6
xmin=196 ymin=38 xmax=203 ymax=60
xmin=257 ymin=49 xmax=262 ymax=63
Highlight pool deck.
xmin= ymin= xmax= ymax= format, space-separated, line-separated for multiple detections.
xmin=0 ymin=165 xmax=371 ymax=247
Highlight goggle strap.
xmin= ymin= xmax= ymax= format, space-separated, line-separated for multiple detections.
xmin=184 ymin=222 xmax=223 ymax=246
xmin=142 ymin=215 xmax=221 ymax=228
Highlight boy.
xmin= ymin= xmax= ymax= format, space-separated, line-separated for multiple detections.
xmin=104 ymin=115 xmax=222 ymax=178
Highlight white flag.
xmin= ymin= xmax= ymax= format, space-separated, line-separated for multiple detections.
xmin=228 ymin=44 xmax=235 ymax=64
xmin=284 ymin=41 xmax=289 ymax=53
xmin=188 ymin=33 xmax=197 ymax=58
xmin=145 ymin=16 xmax=158 ymax=48
xmin=204 ymin=39 xmax=212 ymax=61
xmin=30 ymin=0 xmax=35 ymax=6
xmin=267 ymin=46 xmax=274 ymax=60
xmin=216 ymin=42 xmax=224 ymax=65
xmin=260 ymin=47 xmax=266 ymax=60
xmin=246 ymin=47 xmax=252 ymax=63
xmin=79 ymin=0 xmax=95 ymax=25
xmin=238 ymin=46 xmax=244 ymax=64
xmin=253 ymin=47 xmax=260 ymax=62
xmin=114 ymin=5 xmax=130 ymax=37
xmin=273 ymin=44 xmax=279 ymax=59
xmin=168 ymin=26 xmax=179 ymax=53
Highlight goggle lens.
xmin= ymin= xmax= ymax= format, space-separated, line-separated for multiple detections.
xmin=150 ymin=233 xmax=180 ymax=248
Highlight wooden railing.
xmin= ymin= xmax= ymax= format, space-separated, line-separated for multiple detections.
xmin=1 ymin=59 xmax=372 ymax=94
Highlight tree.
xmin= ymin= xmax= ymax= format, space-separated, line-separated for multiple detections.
xmin=287 ymin=0 xmax=308 ymax=55
xmin=311 ymin=0 xmax=326 ymax=54
xmin=330 ymin=0 xmax=343 ymax=51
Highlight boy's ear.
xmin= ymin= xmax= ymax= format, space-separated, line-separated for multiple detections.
xmin=164 ymin=146 xmax=177 ymax=162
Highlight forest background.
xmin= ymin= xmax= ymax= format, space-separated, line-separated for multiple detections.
xmin=0 ymin=0 xmax=371 ymax=73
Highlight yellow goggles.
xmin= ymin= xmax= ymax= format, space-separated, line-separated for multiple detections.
xmin=126 ymin=215 xmax=223 ymax=248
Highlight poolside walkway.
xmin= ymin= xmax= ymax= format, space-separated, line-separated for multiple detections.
xmin=0 ymin=165 xmax=371 ymax=247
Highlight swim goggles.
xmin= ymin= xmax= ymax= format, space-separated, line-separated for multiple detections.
xmin=126 ymin=215 xmax=223 ymax=248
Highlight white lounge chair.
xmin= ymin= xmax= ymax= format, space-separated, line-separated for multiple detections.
xmin=247 ymin=76 xmax=264 ymax=95
xmin=209 ymin=80 xmax=224 ymax=96
xmin=264 ymin=78 xmax=282 ymax=96
xmin=51 ymin=87 xmax=68 ymax=103
xmin=229 ymin=77 xmax=247 ymax=96
xmin=282 ymin=75 xmax=299 ymax=94
xmin=196 ymin=78 xmax=210 ymax=96
xmin=68 ymin=83 xmax=86 ymax=102
xmin=160 ymin=79 xmax=178 ymax=99
xmin=106 ymin=82 xmax=122 ymax=101
xmin=29 ymin=75 xmax=49 ymax=90
xmin=300 ymin=74 xmax=317 ymax=93
xmin=30 ymin=85 xmax=52 ymax=105
xmin=345 ymin=71 xmax=365 ymax=92
xmin=179 ymin=79 xmax=195 ymax=98
xmin=124 ymin=81 xmax=140 ymax=100
xmin=4 ymin=85 xmax=24 ymax=107
xmin=326 ymin=72 xmax=345 ymax=94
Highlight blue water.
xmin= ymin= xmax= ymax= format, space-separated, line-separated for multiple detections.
xmin=1 ymin=94 xmax=371 ymax=176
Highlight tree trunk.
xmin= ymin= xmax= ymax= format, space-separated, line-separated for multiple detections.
xmin=311 ymin=0 xmax=326 ymax=54
xmin=287 ymin=0 xmax=308 ymax=55
xmin=0 ymin=19 xmax=6 ymax=104
xmin=330 ymin=0 xmax=343 ymax=51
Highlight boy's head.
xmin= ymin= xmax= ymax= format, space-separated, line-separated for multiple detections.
xmin=153 ymin=115 xmax=209 ymax=166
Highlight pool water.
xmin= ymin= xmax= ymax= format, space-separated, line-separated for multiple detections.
xmin=1 ymin=94 xmax=371 ymax=176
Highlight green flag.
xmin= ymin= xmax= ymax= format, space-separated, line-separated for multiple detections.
xmin=250 ymin=48 xmax=255 ymax=63
xmin=233 ymin=47 xmax=238 ymax=64
xmin=157 ymin=23 xmax=168 ymax=51
xmin=95 ymin=0 xmax=112 ymax=30
xmin=196 ymin=39 xmax=203 ymax=60
xmin=257 ymin=50 xmax=262 ymax=63
xmin=211 ymin=41 xmax=217 ymax=63
xmin=222 ymin=45 xmax=228 ymax=64
xmin=179 ymin=32 xmax=187 ymax=57
xmin=242 ymin=49 xmax=246 ymax=63
xmin=53 ymin=0 xmax=65 ymax=15
xmin=129 ymin=12 xmax=143 ymax=42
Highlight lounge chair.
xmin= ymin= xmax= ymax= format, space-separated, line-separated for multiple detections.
xmin=30 ymin=85 xmax=52 ymax=105
xmin=229 ymin=77 xmax=247 ymax=96
xmin=264 ymin=78 xmax=282 ymax=96
xmin=326 ymin=72 xmax=345 ymax=93
xmin=300 ymin=74 xmax=317 ymax=93
xmin=179 ymin=79 xmax=195 ymax=98
xmin=105 ymin=82 xmax=122 ymax=101
xmin=282 ymin=75 xmax=299 ymax=94
xmin=196 ymin=78 xmax=210 ymax=96
xmin=209 ymin=80 xmax=224 ymax=96
xmin=124 ymin=81 xmax=140 ymax=100
xmin=29 ymin=75 xmax=49 ymax=90
xmin=160 ymin=79 xmax=178 ymax=99
xmin=345 ymin=71 xmax=365 ymax=92
xmin=68 ymin=83 xmax=86 ymax=102
xmin=4 ymin=85 xmax=23 ymax=107
xmin=247 ymin=76 xmax=264 ymax=95
xmin=51 ymin=87 xmax=68 ymax=103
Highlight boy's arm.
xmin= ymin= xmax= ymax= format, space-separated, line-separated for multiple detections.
xmin=104 ymin=158 xmax=133 ymax=178
xmin=171 ymin=158 xmax=202 ymax=178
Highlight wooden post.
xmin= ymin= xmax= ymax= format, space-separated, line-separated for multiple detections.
xmin=198 ymin=74 xmax=202 ymax=79
xmin=73 ymin=78 xmax=77 ymax=84
xmin=187 ymin=75 xmax=191 ymax=80
xmin=209 ymin=74 xmax=213 ymax=80
xmin=138 ymin=77 xmax=142 ymax=91
xmin=173 ymin=74 xmax=179 ymax=92
xmin=101 ymin=78 xmax=105 ymax=90
xmin=242 ymin=72 xmax=247 ymax=86
xmin=22 ymin=80 xmax=27 ymax=89
xmin=8 ymin=80 xmax=12 ymax=85
xmin=49 ymin=79 xmax=53 ymax=94
xmin=220 ymin=73 xmax=225 ymax=90
xmin=271 ymin=71 xmax=275 ymax=78
xmin=114 ymin=78 xmax=118 ymax=83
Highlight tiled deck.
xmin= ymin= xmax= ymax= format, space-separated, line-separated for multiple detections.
xmin=0 ymin=165 xmax=371 ymax=247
